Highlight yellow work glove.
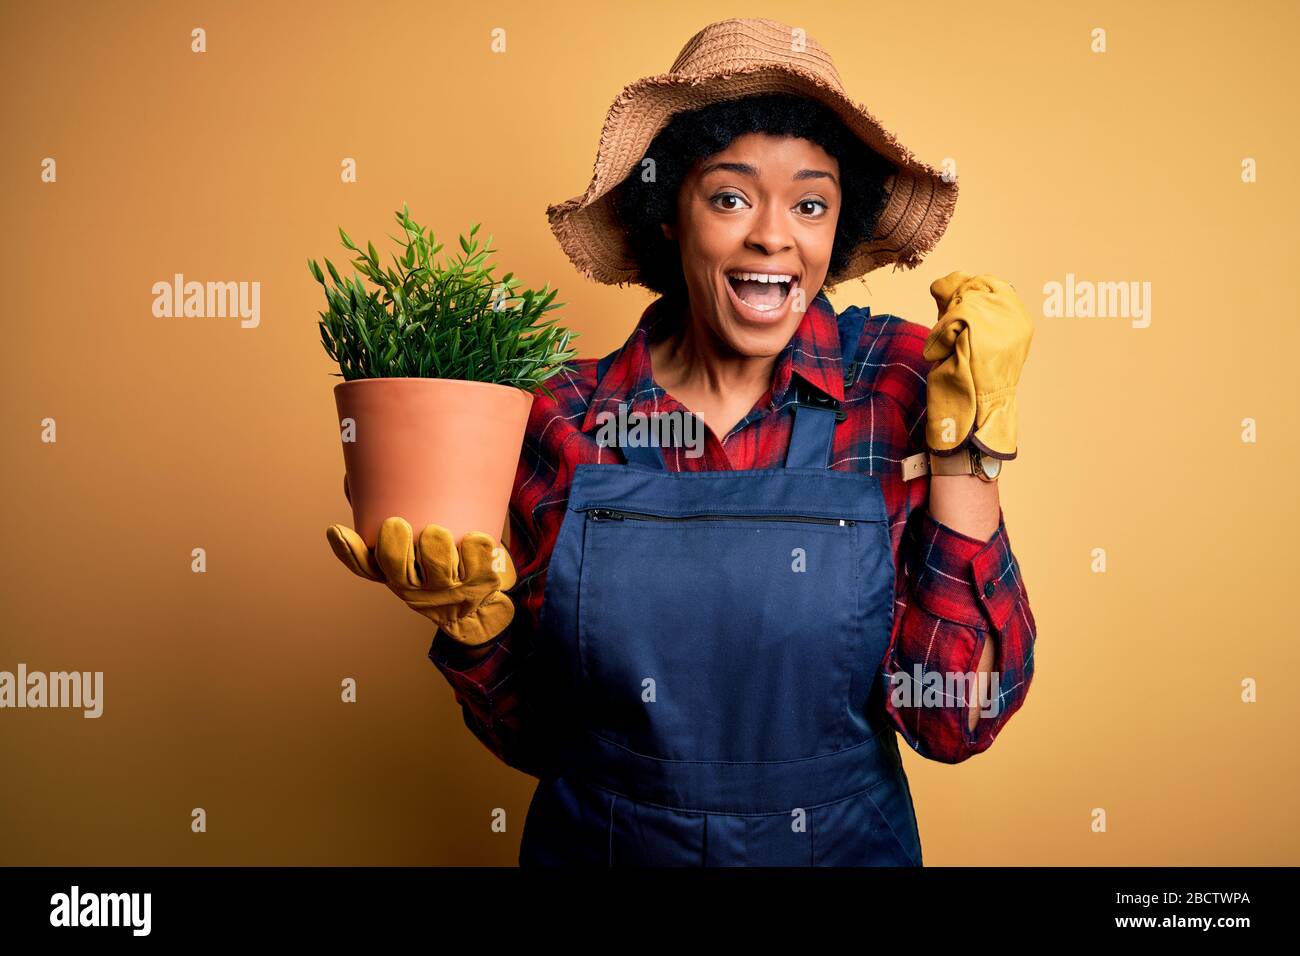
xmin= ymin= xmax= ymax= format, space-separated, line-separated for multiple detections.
xmin=326 ymin=516 xmax=518 ymax=646
xmin=923 ymin=272 xmax=1034 ymax=459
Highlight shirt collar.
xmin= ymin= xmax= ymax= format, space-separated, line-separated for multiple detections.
xmin=581 ymin=290 xmax=849 ymax=434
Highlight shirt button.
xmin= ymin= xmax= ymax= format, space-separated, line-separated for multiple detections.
xmin=983 ymin=580 xmax=997 ymax=598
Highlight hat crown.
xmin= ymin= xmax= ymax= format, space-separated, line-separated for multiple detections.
xmin=668 ymin=17 xmax=845 ymax=92
xmin=546 ymin=17 xmax=959 ymax=287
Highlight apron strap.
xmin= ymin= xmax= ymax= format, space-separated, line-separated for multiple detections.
xmin=595 ymin=349 xmax=668 ymax=469
xmin=834 ymin=303 xmax=870 ymax=391
xmin=621 ymin=442 xmax=667 ymax=469
xmin=784 ymin=398 xmax=838 ymax=469
xmin=783 ymin=302 xmax=870 ymax=469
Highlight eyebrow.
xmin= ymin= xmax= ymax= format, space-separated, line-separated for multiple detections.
xmin=699 ymin=161 xmax=839 ymax=187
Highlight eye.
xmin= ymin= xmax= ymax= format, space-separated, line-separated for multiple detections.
xmin=710 ymin=191 xmax=749 ymax=211
xmin=797 ymin=199 xmax=830 ymax=217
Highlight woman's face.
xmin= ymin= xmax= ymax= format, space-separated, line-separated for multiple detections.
xmin=661 ymin=132 xmax=841 ymax=358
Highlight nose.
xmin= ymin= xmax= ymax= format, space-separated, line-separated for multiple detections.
xmin=744 ymin=200 xmax=794 ymax=257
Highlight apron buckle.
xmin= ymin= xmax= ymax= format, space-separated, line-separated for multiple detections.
xmin=791 ymin=384 xmax=846 ymax=422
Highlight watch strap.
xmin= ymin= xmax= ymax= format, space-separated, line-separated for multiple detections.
xmin=901 ymin=448 xmax=1004 ymax=482
xmin=901 ymin=449 xmax=973 ymax=480
xmin=929 ymin=448 xmax=976 ymax=476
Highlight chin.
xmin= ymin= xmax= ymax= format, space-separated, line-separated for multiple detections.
xmin=721 ymin=317 xmax=799 ymax=358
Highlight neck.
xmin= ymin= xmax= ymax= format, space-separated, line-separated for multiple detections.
xmin=648 ymin=300 xmax=778 ymax=402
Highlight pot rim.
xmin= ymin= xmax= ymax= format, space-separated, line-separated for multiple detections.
xmin=333 ymin=376 xmax=536 ymax=397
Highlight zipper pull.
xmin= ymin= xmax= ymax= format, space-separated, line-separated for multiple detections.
xmin=588 ymin=509 xmax=623 ymax=521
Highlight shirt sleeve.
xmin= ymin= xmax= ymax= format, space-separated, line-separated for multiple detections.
xmin=881 ymin=499 xmax=1038 ymax=764
xmin=427 ymin=581 xmax=548 ymax=778
xmin=426 ymin=489 xmax=559 ymax=777
xmin=424 ymin=384 xmax=574 ymax=780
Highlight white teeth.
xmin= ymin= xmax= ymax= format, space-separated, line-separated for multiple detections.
xmin=726 ymin=271 xmax=796 ymax=314
xmin=727 ymin=272 xmax=794 ymax=284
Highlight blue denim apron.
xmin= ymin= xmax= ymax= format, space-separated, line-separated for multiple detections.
xmin=519 ymin=305 xmax=923 ymax=866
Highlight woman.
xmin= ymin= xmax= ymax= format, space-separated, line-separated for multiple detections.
xmin=328 ymin=17 xmax=1038 ymax=866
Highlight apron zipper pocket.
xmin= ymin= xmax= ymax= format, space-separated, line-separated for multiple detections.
xmin=586 ymin=508 xmax=854 ymax=527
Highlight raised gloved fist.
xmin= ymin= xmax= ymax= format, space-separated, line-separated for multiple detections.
xmin=923 ymin=271 xmax=1034 ymax=459
xmin=326 ymin=516 xmax=518 ymax=646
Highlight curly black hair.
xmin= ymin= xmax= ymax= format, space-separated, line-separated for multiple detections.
xmin=613 ymin=92 xmax=896 ymax=309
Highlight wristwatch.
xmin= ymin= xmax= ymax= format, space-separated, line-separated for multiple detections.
xmin=928 ymin=446 xmax=1002 ymax=482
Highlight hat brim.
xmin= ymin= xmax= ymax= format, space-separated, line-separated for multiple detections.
xmin=547 ymin=62 xmax=958 ymax=287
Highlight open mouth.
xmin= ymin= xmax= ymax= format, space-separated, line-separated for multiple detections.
xmin=725 ymin=271 xmax=797 ymax=317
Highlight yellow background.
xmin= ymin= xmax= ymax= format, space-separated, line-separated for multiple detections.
xmin=1 ymin=0 xmax=1296 ymax=865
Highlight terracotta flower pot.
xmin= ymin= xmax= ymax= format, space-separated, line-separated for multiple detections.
xmin=334 ymin=378 xmax=533 ymax=548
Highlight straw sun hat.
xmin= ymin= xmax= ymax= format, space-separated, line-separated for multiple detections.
xmin=546 ymin=16 xmax=959 ymax=288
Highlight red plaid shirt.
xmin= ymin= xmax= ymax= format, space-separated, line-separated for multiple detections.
xmin=430 ymin=292 xmax=1038 ymax=774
